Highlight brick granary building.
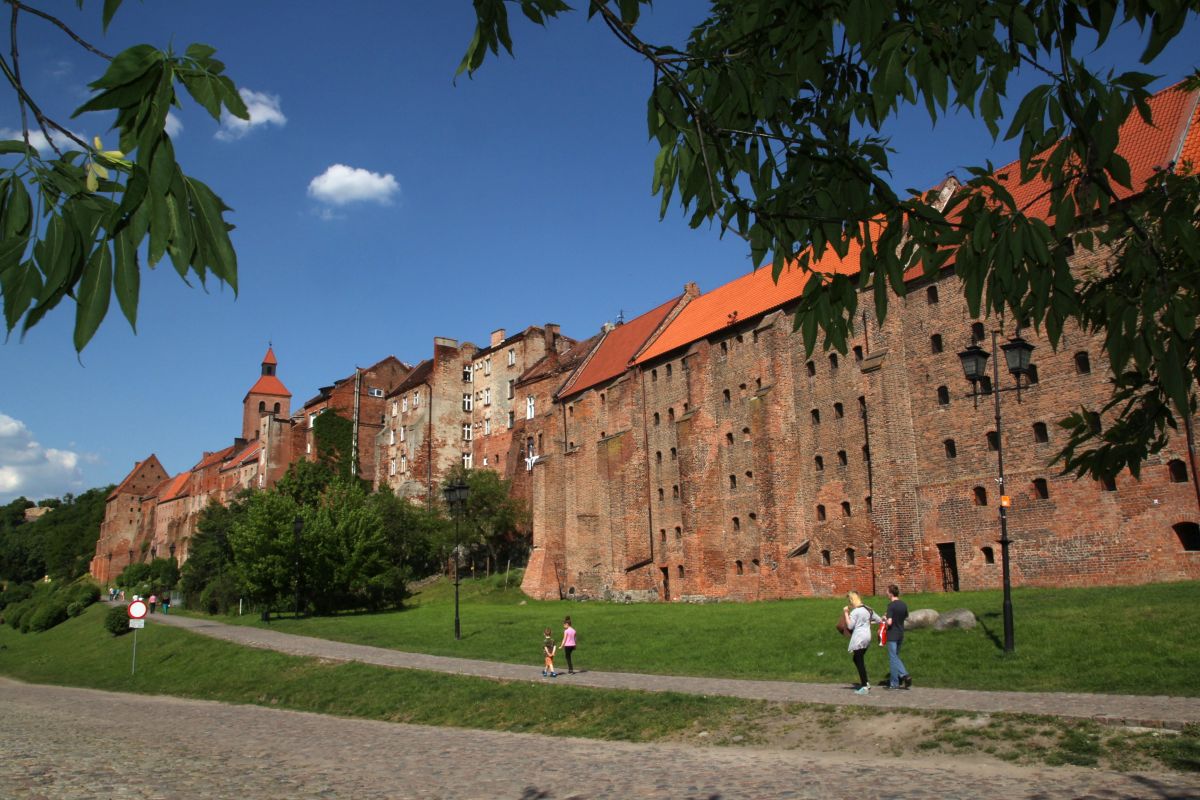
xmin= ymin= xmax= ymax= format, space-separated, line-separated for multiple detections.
xmin=95 ymin=82 xmax=1200 ymax=600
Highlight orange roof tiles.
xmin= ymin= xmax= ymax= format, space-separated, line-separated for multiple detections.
xmin=220 ymin=440 xmax=261 ymax=471
xmin=262 ymin=347 xmax=278 ymax=366
xmin=246 ymin=374 xmax=290 ymax=398
xmin=1177 ymin=91 xmax=1200 ymax=168
xmin=637 ymin=247 xmax=861 ymax=365
xmin=157 ymin=472 xmax=191 ymax=504
xmin=192 ymin=444 xmax=237 ymax=472
xmin=558 ymin=296 xmax=682 ymax=399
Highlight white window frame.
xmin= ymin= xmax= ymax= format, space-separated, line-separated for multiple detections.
xmin=391 ymin=401 xmax=398 ymax=418
xmin=462 ymin=424 xmax=473 ymax=441
xmin=400 ymin=455 xmax=407 ymax=473
xmin=388 ymin=429 xmax=396 ymax=445
xmin=389 ymin=458 xmax=396 ymax=476
xmin=526 ymin=395 xmax=535 ymax=420
xmin=462 ymin=453 xmax=472 ymax=469
xmin=484 ymin=417 xmax=491 ymax=435
xmin=367 ymin=387 xmax=384 ymax=398
xmin=399 ymin=427 xmax=405 ymax=443
xmin=507 ymin=348 xmax=516 ymax=366
xmin=402 ymin=396 xmax=408 ymax=413
xmin=463 ymin=365 xmax=473 ymax=382
xmin=484 ymin=357 xmax=492 ymax=376
xmin=412 ymin=391 xmax=420 ymax=408
xmin=483 ymin=387 xmax=491 ymax=406
xmin=463 ymin=393 xmax=473 ymax=412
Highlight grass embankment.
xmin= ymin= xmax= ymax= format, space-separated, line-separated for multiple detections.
xmin=2 ymin=604 xmax=1197 ymax=773
xmin=191 ymin=575 xmax=1200 ymax=696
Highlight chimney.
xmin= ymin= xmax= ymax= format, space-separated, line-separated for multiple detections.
xmin=544 ymin=323 xmax=560 ymax=351
xmin=491 ymin=329 xmax=506 ymax=347
xmin=684 ymin=281 xmax=701 ymax=298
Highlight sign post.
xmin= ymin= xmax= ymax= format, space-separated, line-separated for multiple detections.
xmin=127 ymin=599 xmax=148 ymax=675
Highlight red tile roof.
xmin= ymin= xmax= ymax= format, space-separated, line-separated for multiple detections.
xmin=558 ymin=296 xmax=682 ymax=399
xmin=220 ymin=440 xmax=262 ymax=471
xmin=636 ymin=247 xmax=861 ymax=365
xmin=262 ymin=347 xmax=277 ymax=366
xmin=157 ymin=472 xmax=191 ymax=504
xmin=192 ymin=444 xmax=237 ymax=472
xmin=246 ymin=374 xmax=291 ymax=398
xmin=1178 ymin=91 xmax=1200 ymax=168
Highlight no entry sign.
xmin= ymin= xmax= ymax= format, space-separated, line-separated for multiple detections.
xmin=128 ymin=600 xmax=147 ymax=619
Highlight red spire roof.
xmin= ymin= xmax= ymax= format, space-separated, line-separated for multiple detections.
xmin=262 ymin=347 xmax=278 ymax=366
xmin=246 ymin=374 xmax=291 ymax=398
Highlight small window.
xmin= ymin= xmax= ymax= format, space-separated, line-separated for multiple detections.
xmin=971 ymin=322 xmax=986 ymax=343
xmin=462 ymin=394 xmax=473 ymax=412
xmin=806 ymin=360 xmax=816 ymax=377
xmin=1026 ymin=364 xmax=1039 ymax=384
xmin=865 ymin=495 xmax=873 ymax=513
xmin=507 ymin=348 xmax=516 ymax=366
xmin=926 ymin=285 xmax=939 ymax=304
xmin=834 ymin=402 xmax=844 ymax=418
xmin=1088 ymin=412 xmax=1102 ymax=434
xmin=742 ymin=426 xmax=751 ymax=437
xmin=412 ymin=391 xmax=420 ymax=407
xmin=944 ymin=439 xmax=957 ymax=458
xmin=729 ymin=474 xmax=737 ymax=490
xmin=399 ymin=427 xmax=405 ymax=442
xmin=658 ymin=488 xmax=664 ymax=502
xmin=652 ymin=369 xmax=658 ymax=382
xmin=853 ymin=345 xmax=863 ymax=362
xmin=507 ymin=411 xmax=515 ymax=428
xmin=672 ymin=484 xmax=679 ymax=499
xmin=653 ymin=412 xmax=661 ymax=426
xmin=735 ymin=560 xmax=744 ymax=575
xmin=815 ymin=455 xmax=825 ymax=471
xmin=1032 ymin=478 xmax=1049 ymax=499
xmin=816 ymin=504 xmax=826 ymax=521
xmin=811 ymin=409 xmax=820 ymax=424
xmin=273 ymin=402 xmax=281 ymax=413
xmin=463 ymin=365 xmax=473 ymax=382
xmin=973 ymin=486 xmax=988 ymax=505
xmin=367 ymin=387 xmax=384 ymax=398
xmin=937 ymin=386 xmax=950 ymax=406
xmin=660 ymin=529 xmax=667 ymax=545
xmin=462 ymin=453 xmax=472 ymax=468
xmin=745 ymin=470 xmax=753 ymax=481
xmin=1100 ymin=475 xmax=1117 ymax=492
xmin=821 ymin=549 xmax=831 ymax=566
xmin=837 ymin=450 xmax=848 ymax=466
xmin=732 ymin=516 xmax=741 ymax=531
xmin=1033 ymin=422 xmax=1049 ymax=443
xmin=483 ymin=388 xmax=491 ymax=406
xmin=751 ymin=558 xmax=760 ymax=573
xmin=674 ymin=526 xmax=681 ymax=539
xmin=677 ymin=564 xmax=684 ymax=578
xmin=668 ymin=407 xmax=675 ymax=422
xmin=720 ymin=341 xmax=728 ymax=354
xmin=1074 ymin=351 xmax=1092 ymax=374
xmin=666 ymin=364 xmax=673 ymax=378
xmin=723 ymin=389 xmax=731 ymax=405
xmin=258 ymin=401 xmax=265 ymax=412
xmin=846 ymin=547 xmax=856 ymax=565
xmin=670 ymin=448 xmax=677 ymax=460
xmin=1173 ymin=522 xmax=1200 ymax=551
xmin=655 ymin=451 xmax=662 ymax=464
xmin=986 ymin=431 xmax=999 ymax=451
xmin=931 ymin=333 xmax=943 ymax=354
xmin=1169 ymin=459 xmax=1188 ymax=483
xmin=526 ymin=396 xmax=536 ymax=419
xmin=829 ymin=353 xmax=839 ymax=371
xmin=982 ymin=546 xmax=995 ymax=564
xmin=462 ymin=424 xmax=472 ymax=441
xmin=600 ymin=392 xmax=606 ymax=405
xmin=726 ymin=432 xmax=734 ymax=445
xmin=979 ymin=375 xmax=993 ymax=394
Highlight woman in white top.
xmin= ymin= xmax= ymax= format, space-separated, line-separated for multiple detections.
xmin=843 ymin=591 xmax=882 ymax=694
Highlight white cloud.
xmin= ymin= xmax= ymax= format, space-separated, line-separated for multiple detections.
xmin=215 ymin=88 xmax=286 ymax=141
xmin=0 ymin=412 xmax=90 ymax=503
xmin=308 ymin=164 xmax=399 ymax=207
xmin=0 ymin=127 xmax=84 ymax=155
xmin=165 ymin=112 xmax=184 ymax=138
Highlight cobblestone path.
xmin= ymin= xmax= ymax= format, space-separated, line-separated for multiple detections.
xmin=152 ymin=611 xmax=1200 ymax=729
xmin=3 ymin=678 xmax=1198 ymax=800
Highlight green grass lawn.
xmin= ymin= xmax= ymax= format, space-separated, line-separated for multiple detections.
xmin=182 ymin=574 xmax=1200 ymax=696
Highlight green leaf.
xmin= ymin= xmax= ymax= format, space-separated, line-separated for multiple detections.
xmin=184 ymin=176 xmax=238 ymax=292
xmin=0 ymin=139 xmax=38 ymax=156
xmin=0 ymin=258 xmax=40 ymax=333
xmin=74 ymin=245 xmax=113 ymax=352
xmin=101 ymin=0 xmax=125 ymax=31
xmin=113 ymin=228 xmax=139 ymax=332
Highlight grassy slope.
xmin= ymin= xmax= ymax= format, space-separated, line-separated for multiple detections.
xmin=198 ymin=577 xmax=1200 ymax=696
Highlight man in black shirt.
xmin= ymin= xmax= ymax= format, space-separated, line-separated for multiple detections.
xmin=884 ymin=584 xmax=912 ymax=689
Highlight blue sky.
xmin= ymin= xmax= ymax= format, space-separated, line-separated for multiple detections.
xmin=1 ymin=2 xmax=1196 ymax=503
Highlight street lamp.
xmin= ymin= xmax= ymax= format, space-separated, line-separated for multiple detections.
xmin=293 ymin=516 xmax=304 ymax=618
xmin=958 ymin=329 xmax=1037 ymax=654
xmin=442 ymin=478 xmax=470 ymax=640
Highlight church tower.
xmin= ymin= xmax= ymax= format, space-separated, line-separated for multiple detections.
xmin=242 ymin=347 xmax=291 ymax=441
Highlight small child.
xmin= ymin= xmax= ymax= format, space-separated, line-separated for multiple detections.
xmin=542 ymin=628 xmax=558 ymax=677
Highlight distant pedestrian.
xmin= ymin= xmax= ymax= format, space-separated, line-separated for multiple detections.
xmin=842 ymin=591 xmax=882 ymax=695
xmin=118 ymin=589 xmax=125 ymax=601
xmin=161 ymin=595 xmax=170 ymax=615
xmin=883 ymin=584 xmax=912 ymax=690
xmin=148 ymin=594 xmax=157 ymax=614
xmin=560 ymin=617 xmax=577 ymax=674
xmin=542 ymin=628 xmax=558 ymax=677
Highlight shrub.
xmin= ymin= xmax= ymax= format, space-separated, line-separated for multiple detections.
xmin=104 ymin=604 xmax=131 ymax=637
xmin=28 ymin=598 xmax=68 ymax=632
xmin=66 ymin=581 xmax=99 ymax=608
xmin=66 ymin=601 xmax=86 ymax=617
xmin=0 ymin=582 xmax=34 ymax=611
xmin=6 ymin=599 xmax=32 ymax=630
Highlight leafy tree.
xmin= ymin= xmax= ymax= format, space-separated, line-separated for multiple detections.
xmin=443 ymin=466 xmax=530 ymax=571
xmin=274 ymin=458 xmax=335 ymax=507
xmin=0 ymin=0 xmax=246 ymax=351
xmin=180 ymin=498 xmax=245 ymax=613
xmin=302 ymin=478 xmax=395 ymax=613
xmin=0 ymin=496 xmax=38 ymax=582
xmin=370 ymin=486 xmax=448 ymax=585
xmin=463 ymin=0 xmax=1200 ymax=478
xmin=36 ymin=486 xmax=107 ymax=580
xmin=228 ymin=490 xmax=300 ymax=616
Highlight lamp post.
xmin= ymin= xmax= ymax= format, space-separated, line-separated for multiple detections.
xmin=958 ymin=330 xmax=1036 ymax=654
xmin=293 ymin=516 xmax=304 ymax=618
xmin=442 ymin=478 xmax=470 ymax=640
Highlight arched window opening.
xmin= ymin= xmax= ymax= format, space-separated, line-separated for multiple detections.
xmin=811 ymin=409 xmax=820 ymax=424
xmin=816 ymin=504 xmax=826 ymax=521
xmin=735 ymin=560 xmax=744 ymax=575
xmin=837 ymin=450 xmax=848 ymax=466
xmin=846 ymin=547 xmax=856 ymax=565
xmin=1173 ymin=522 xmax=1200 ymax=551
xmin=1074 ymin=351 xmax=1091 ymax=374
xmin=815 ymin=455 xmax=825 ymax=471
xmin=1032 ymin=478 xmax=1049 ymax=499
xmin=931 ymin=333 xmax=944 ymax=354
xmin=926 ymin=286 xmax=939 ymax=304
xmin=944 ymin=439 xmax=957 ymax=459
xmin=834 ymin=402 xmax=844 ymax=418
xmin=821 ymin=549 xmax=831 ymax=566
xmin=732 ymin=516 xmax=741 ymax=531
xmin=937 ymin=386 xmax=950 ymax=405
xmin=973 ymin=486 xmax=988 ymax=506
xmin=986 ymin=431 xmax=999 ymax=451
xmin=982 ymin=546 xmax=995 ymax=564
xmin=841 ymin=501 xmax=852 ymax=517
xmin=806 ymin=360 xmax=816 ymax=376
xmin=1033 ymin=422 xmax=1049 ymax=443
xmin=971 ymin=322 xmax=986 ymax=342
xmin=1169 ymin=459 xmax=1188 ymax=483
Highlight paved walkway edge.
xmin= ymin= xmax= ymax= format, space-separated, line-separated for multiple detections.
xmin=138 ymin=609 xmax=1200 ymax=730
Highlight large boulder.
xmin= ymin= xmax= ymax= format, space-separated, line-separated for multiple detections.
xmin=933 ymin=608 xmax=977 ymax=631
xmin=905 ymin=608 xmax=941 ymax=630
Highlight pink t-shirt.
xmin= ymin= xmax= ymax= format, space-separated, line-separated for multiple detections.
xmin=562 ymin=626 xmax=576 ymax=647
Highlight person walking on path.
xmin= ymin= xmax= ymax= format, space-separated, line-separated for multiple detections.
xmin=148 ymin=594 xmax=157 ymax=614
xmin=883 ymin=585 xmax=912 ymax=690
xmin=542 ymin=628 xmax=558 ymax=677
xmin=843 ymin=591 xmax=881 ymax=695
xmin=560 ymin=617 xmax=577 ymax=674
xmin=161 ymin=594 xmax=170 ymax=615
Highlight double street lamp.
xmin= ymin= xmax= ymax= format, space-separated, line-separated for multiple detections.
xmin=442 ymin=478 xmax=470 ymax=640
xmin=958 ymin=330 xmax=1037 ymax=655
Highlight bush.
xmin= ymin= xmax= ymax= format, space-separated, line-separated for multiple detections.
xmin=66 ymin=581 xmax=99 ymax=608
xmin=66 ymin=601 xmax=86 ymax=617
xmin=6 ymin=599 xmax=32 ymax=630
xmin=104 ymin=603 xmax=131 ymax=637
xmin=0 ymin=582 xmax=34 ymax=611
xmin=27 ymin=598 xmax=68 ymax=632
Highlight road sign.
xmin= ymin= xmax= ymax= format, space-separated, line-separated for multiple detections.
xmin=129 ymin=619 xmax=145 ymax=629
xmin=128 ymin=600 xmax=147 ymax=619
